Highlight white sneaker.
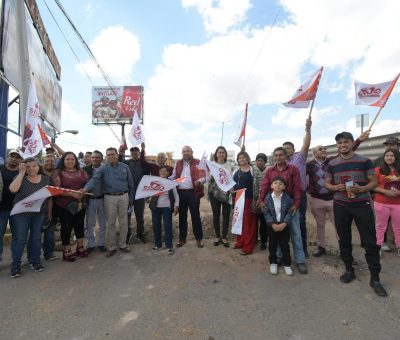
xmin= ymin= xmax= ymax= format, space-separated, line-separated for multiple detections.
xmin=381 ymin=243 xmax=391 ymax=252
xmin=284 ymin=266 xmax=293 ymax=276
xmin=270 ymin=264 xmax=278 ymax=275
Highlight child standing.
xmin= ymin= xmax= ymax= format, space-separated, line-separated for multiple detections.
xmin=149 ymin=166 xmax=179 ymax=255
xmin=264 ymin=176 xmax=294 ymax=275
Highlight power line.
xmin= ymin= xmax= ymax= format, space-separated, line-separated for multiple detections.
xmin=53 ymin=0 xmax=115 ymax=91
xmin=41 ymin=0 xmax=94 ymax=85
xmin=235 ymin=7 xmax=282 ymax=103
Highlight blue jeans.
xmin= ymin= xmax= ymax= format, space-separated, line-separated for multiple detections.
xmin=151 ymin=207 xmax=173 ymax=249
xmin=43 ymin=223 xmax=56 ymax=258
xmin=277 ymin=211 xmax=305 ymax=263
xmin=10 ymin=213 xmax=45 ymax=268
xmin=299 ymin=191 xmax=308 ymax=253
xmin=0 ymin=209 xmax=11 ymax=261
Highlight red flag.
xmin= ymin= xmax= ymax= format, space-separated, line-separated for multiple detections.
xmin=283 ymin=67 xmax=323 ymax=108
xmin=38 ymin=125 xmax=51 ymax=146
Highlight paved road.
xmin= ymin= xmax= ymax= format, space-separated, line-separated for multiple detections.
xmin=0 ymin=233 xmax=399 ymax=340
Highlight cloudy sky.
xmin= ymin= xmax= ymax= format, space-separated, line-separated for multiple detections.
xmin=9 ymin=0 xmax=400 ymax=160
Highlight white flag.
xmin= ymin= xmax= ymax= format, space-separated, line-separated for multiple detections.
xmin=198 ymin=151 xmax=211 ymax=181
xmin=283 ymin=67 xmax=323 ymax=108
xmin=22 ymin=124 xmax=44 ymax=158
xmin=128 ymin=113 xmax=145 ymax=147
xmin=206 ymin=160 xmax=235 ymax=192
xmin=355 ymin=74 xmax=399 ymax=107
xmin=231 ymin=188 xmax=246 ymax=235
xmin=234 ymin=103 xmax=248 ymax=147
xmin=135 ymin=175 xmax=182 ymax=200
xmin=11 ymin=186 xmax=69 ymax=216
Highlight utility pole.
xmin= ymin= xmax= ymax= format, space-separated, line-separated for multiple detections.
xmin=217 ymin=120 xmax=231 ymax=146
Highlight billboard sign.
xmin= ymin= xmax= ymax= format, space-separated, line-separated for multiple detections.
xmin=92 ymin=86 xmax=144 ymax=124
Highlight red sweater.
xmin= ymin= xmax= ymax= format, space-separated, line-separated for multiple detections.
xmin=374 ymin=167 xmax=400 ymax=205
xmin=259 ymin=163 xmax=302 ymax=208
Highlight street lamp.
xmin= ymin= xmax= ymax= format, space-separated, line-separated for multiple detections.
xmin=217 ymin=121 xmax=231 ymax=146
xmin=52 ymin=129 xmax=79 ymax=143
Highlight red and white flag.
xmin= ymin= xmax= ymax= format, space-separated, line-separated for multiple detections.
xmin=355 ymin=74 xmax=399 ymax=107
xmin=231 ymin=188 xmax=246 ymax=235
xmin=128 ymin=113 xmax=145 ymax=147
xmin=206 ymin=160 xmax=235 ymax=192
xmin=22 ymin=124 xmax=44 ymax=158
xmin=38 ymin=125 xmax=51 ymax=147
xmin=22 ymin=81 xmax=45 ymax=157
xmin=283 ymin=67 xmax=323 ymax=108
xmin=10 ymin=185 xmax=71 ymax=216
xmin=135 ymin=175 xmax=183 ymax=200
xmin=197 ymin=151 xmax=210 ymax=181
xmin=234 ymin=103 xmax=248 ymax=147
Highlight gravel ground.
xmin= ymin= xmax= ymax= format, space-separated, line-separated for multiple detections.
xmin=0 ymin=198 xmax=399 ymax=339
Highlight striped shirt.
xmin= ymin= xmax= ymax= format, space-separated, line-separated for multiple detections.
xmin=326 ymin=153 xmax=375 ymax=205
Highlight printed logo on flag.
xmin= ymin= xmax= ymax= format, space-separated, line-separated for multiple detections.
xmin=232 ymin=205 xmax=240 ymax=227
xmin=144 ymin=181 xmax=165 ymax=192
xmin=131 ymin=125 xmax=142 ymax=141
xmin=357 ymin=87 xmax=381 ymax=99
xmin=218 ymin=168 xmax=231 ymax=185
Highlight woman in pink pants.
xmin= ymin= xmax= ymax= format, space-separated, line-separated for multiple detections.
xmin=374 ymin=149 xmax=400 ymax=256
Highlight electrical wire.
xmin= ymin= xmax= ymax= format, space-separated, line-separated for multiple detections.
xmin=41 ymin=0 xmax=94 ymax=85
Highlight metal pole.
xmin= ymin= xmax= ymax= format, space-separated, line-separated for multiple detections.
xmin=361 ymin=114 xmax=364 ymax=133
xmin=220 ymin=122 xmax=224 ymax=146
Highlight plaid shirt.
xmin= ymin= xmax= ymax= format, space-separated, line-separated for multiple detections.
xmin=259 ymin=163 xmax=302 ymax=208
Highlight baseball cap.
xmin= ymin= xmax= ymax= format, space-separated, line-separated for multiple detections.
xmin=383 ymin=136 xmax=400 ymax=145
xmin=8 ymin=149 xmax=22 ymax=158
xmin=130 ymin=146 xmax=140 ymax=152
xmin=335 ymin=132 xmax=354 ymax=142
xmin=255 ymin=153 xmax=267 ymax=163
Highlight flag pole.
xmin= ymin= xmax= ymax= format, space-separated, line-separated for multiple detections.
xmin=367 ymin=106 xmax=384 ymax=131
xmin=308 ymin=98 xmax=315 ymax=119
xmin=242 ymin=103 xmax=248 ymax=148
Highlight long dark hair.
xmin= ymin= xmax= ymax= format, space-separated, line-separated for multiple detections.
xmin=213 ymin=146 xmax=227 ymax=163
xmin=59 ymin=152 xmax=80 ymax=171
xmin=380 ymin=149 xmax=400 ymax=176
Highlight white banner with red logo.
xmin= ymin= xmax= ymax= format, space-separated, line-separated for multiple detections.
xmin=135 ymin=175 xmax=184 ymax=200
xmin=283 ymin=67 xmax=323 ymax=108
xmin=354 ymin=74 xmax=399 ymax=107
xmin=22 ymin=124 xmax=44 ymax=158
xmin=234 ymin=103 xmax=248 ymax=147
xmin=128 ymin=113 xmax=145 ymax=147
xmin=206 ymin=160 xmax=235 ymax=192
xmin=231 ymin=188 xmax=246 ymax=235
xmin=11 ymin=186 xmax=74 ymax=216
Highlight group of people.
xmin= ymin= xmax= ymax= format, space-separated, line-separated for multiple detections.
xmin=0 ymin=120 xmax=399 ymax=298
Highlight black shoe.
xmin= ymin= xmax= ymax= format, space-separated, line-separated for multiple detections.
xmin=105 ymin=249 xmax=117 ymax=257
xmin=98 ymin=245 xmax=107 ymax=253
xmin=10 ymin=267 xmax=21 ymax=278
xmin=370 ymin=280 xmax=388 ymax=297
xmin=30 ymin=263 xmax=44 ymax=272
xmin=137 ymin=235 xmax=147 ymax=244
xmin=340 ymin=269 xmax=355 ymax=283
xmin=312 ymin=247 xmax=326 ymax=257
xmin=213 ymin=239 xmax=221 ymax=246
xmin=297 ymin=263 xmax=308 ymax=274
xmin=176 ymin=240 xmax=186 ymax=247
xmin=87 ymin=247 xmax=95 ymax=254
xmin=196 ymin=240 xmax=204 ymax=248
xmin=260 ymin=243 xmax=267 ymax=250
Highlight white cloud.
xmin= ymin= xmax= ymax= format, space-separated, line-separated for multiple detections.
xmin=181 ymin=0 xmax=252 ymax=34
xmin=75 ymin=25 xmax=140 ymax=83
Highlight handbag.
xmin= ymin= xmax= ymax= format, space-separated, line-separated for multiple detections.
xmin=213 ymin=187 xmax=230 ymax=203
xmin=149 ymin=196 xmax=159 ymax=211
